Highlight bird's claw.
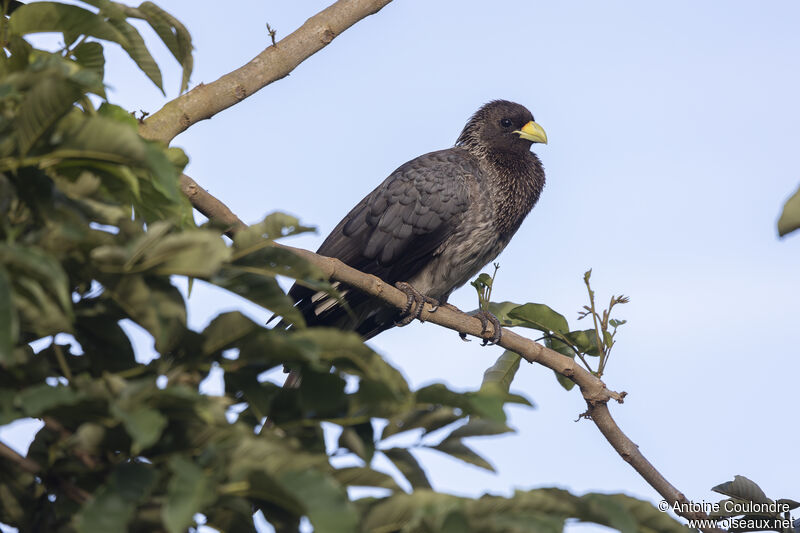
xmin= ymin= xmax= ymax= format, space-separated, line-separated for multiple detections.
xmin=394 ymin=282 xmax=440 ymax=326
xmin=473 ymin=310 xmax=502 ymax=345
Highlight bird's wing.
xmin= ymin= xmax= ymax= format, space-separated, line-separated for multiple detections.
xmin=288 ymin=149 xmax=474 ymax=331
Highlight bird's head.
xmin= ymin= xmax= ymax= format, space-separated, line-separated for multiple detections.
xmin=456 ymin=100 xmax=547 ymax=156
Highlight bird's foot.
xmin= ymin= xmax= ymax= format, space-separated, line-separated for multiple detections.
xmin=471 ymin=310 xmax=502 ymax=345
xmin=394 ymin=282 xmax=440 ymax=326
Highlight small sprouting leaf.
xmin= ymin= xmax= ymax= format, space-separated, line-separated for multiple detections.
xmin=470 ymin=273 xmax=493 ymax=290
xmin=609 ymin=318 xmax=627 ymax=328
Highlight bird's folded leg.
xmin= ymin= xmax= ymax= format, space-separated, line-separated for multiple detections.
xmin=394 ymin=281 xmax=440 ymax=326
xmin=473 ymin=310 xmax=502 ymax=346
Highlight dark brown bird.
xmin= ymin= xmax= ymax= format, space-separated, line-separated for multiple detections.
xmin=288 ymin=100 xmax=547 ymax=343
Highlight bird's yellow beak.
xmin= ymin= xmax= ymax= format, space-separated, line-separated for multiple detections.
xmin=514 ymin=121 xmax=548 ymax=144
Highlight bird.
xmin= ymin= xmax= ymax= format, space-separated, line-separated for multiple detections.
xmin=287 ymin=100 xmax=547 ymax=347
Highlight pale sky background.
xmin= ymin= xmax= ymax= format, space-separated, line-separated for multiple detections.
xmin=2 ymin=1 xmax=799 ymax=532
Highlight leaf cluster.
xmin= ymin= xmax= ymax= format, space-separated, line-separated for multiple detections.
xmin=709 ymin=475 xmax=799 ymax=532
xmin=471 ymin=269 xmax=628 ymax=390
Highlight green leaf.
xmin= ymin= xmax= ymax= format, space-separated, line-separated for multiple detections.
xmin=778 ymin=184 xmax=800 ymax=236
xmin=430 ymin=438 xmax=494 ymax=472
xmin=214 ymin=266 xmax=305 ymax=327
xmin=107 ymin=17 xmax=164 ymax=92
xmin=73 ymin=313 xmax=137 ymax=373
xmin=711 ymin=475 xmax=771 ymax=504
xmin=201 ymin=311 xmax=260 ymax=355
xmin=234 ymin=212 xmax=316 ymax=251
xmin=137 ymin=1 xmax=194 ymax=93
xmin=138 ymin=229 xmax=231 ymax=277
xmin=382 ymin=448 xmax=431 ymax=489
xmin=470 ymin=272 xmax=493 ymax=290
xmin=105 ymin=275 xmax=186 ymax=353
xmin=507 ymin=303 xmax=570 ymax=334
xmin=9 ymin=3 xmax=129 ymax=46
xmin=338 ymin=422 xmax=375 ymax=463
xmin=75 ymin=463 xmax=157 ymax=533
xmin=110 ymin=403 xmax=167 ymax=454
xmin=163 ymin=457 xmax=215 ymax=533
xmin=0 ymin=267 xmax=18 ymax=365
xmin=482 ymin=301 xmax=526 ymax=327
xmin=278 ymin=469 xmax=358 ymax=533
xmin=332 ymin=467 xmax=401 ymax=491
xmin=416 ymin=383 xmax=506 ymax=422
xmin=776 ymin=498 xmax=800 ymax=511
xmin=480 ymin=350 xmax=522 ymax=397
xmin=71 ymin=41 xmax=105 ymax=97
xmin=444 ymin=418 xmax=512 ymax=440
xmin=564 ymin=329 xmax=602 ymax=356
xmin=382 ymin=407 xmax=462 ymax=440
xmin=15 ymin=75 xmax=84 ymax=155
xmin=17 ymin=383 xmax=79 ymax=416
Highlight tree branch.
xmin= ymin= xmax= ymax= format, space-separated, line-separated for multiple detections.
xmin=173 ymin=173 xmax=722 ymax=532
xmin=138 ymin=0 xmax=394 ymax=143
xmin=0 ymin=439 xmax=90 ymax=504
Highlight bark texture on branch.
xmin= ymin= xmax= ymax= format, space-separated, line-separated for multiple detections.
xmin=139 ymin=0 xmax=394 ymax=143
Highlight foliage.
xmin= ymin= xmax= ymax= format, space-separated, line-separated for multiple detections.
xmin=708 ymin=475 xmax=799 ymax=532
xmin=0 ymin=2 xmax=684 ymax=532
xmin=471 ymin=269 xmax=628 ymax=390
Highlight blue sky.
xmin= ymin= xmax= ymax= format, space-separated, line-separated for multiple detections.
xmin=3 ymin=1 xmax=799 ymax=531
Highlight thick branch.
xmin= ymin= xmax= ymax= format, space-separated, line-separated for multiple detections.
xmin=180 ymin=174 xmax=246 ymax=237
xmin=175 ymin=174 xmax=722 ymax=532
xmin=138 ymin=0 xmax=394 ymax=143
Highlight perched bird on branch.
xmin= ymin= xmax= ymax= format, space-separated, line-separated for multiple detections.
xmin=288 ymin=100 xmax=547 ymax=345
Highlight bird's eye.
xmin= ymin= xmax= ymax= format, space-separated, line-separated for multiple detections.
xmin=500 ymin=118 xmax=513 ymax=128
